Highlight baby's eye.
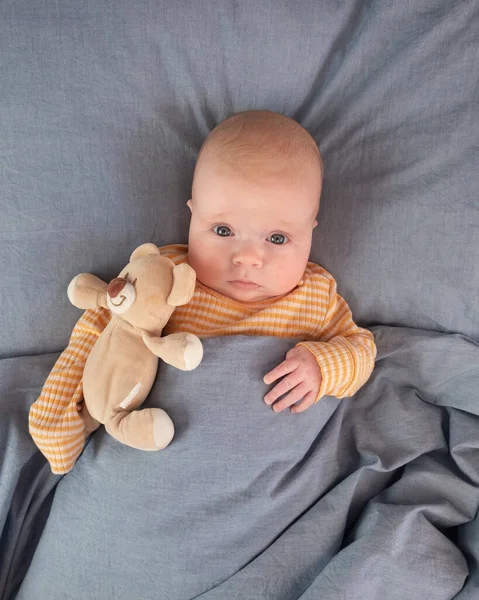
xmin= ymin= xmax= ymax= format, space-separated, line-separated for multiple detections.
xmin=213 ymin=225 xmax=232 ymax=237
xmin=267 ymin=233 xmax=288 ymax=245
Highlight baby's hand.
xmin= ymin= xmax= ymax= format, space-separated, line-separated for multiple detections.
xmin=263 ymin=346 xmax=322 ymax=413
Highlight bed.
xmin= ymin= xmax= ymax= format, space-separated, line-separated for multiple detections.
xmin=1 ymin=1 xmax=478 ymax=599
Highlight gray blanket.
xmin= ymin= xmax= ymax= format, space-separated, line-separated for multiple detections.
xmin=2 ymin=329 xmax=478 ymax=600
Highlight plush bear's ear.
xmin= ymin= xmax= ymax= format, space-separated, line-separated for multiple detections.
xmin=167 ymin=264 xmax=196 ymax=307
xmin=130 ymin=243 xmax=161 ymax=263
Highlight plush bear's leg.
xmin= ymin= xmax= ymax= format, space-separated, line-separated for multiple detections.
xmin=104 ymin=407 xmax=174 ymax=451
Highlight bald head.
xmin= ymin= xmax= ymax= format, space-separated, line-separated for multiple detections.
xmin=193 ymin=110 xmax=323 ymax=206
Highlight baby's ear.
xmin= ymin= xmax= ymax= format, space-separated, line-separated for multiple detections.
xmin=130 ymin=243 xmax=161 ymax=263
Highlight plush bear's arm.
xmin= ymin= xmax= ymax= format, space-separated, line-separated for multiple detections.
xmin=67 ymin=273 xmax=108 ymax=310
xmin=142 ymin=332 xmax=203 ymax=371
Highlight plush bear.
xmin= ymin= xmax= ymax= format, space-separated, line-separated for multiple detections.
xmin=67 ymin=242 xmax=203 ymax=451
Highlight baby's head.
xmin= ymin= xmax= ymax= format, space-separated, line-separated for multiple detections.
xmin=187 ymin=110 xmax=323 ymax=302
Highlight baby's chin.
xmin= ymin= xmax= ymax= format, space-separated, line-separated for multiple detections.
xmin=226 ymin=290 xmax=273 ymax=303
xmin=196 ymin=279 xmax=267 ymax=303
xmin=198 ymin=276 xmax=294 ymax=303
xmin=220 ymin=281 xmax=286 ymax=303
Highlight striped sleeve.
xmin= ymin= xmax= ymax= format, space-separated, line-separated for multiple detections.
xmin=29 ymin=308 xmax=111 ymax=474
xmin=298 ymin=274 xmax=376 ymax=400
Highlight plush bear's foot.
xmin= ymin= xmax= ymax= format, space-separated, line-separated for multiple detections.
xmin=152 ymin=408 xmax=175 ymax=449
xmin=106 ymin=407 xmax=174 ymax=451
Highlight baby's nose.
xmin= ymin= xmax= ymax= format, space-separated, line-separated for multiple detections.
xmin=232 ymin=244 xmax=263 ymax=267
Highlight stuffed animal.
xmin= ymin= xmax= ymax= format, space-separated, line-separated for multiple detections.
xmin=67 ymin=242 xmax=203 ymax=451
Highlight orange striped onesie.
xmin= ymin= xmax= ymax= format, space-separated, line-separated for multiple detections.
xmin=29 ymin=244 xmax=376 ymax=474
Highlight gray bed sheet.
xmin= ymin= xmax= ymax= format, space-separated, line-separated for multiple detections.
xmin=1 ymin=331 xmax=479 ymax=600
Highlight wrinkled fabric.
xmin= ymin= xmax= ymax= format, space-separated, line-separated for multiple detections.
xmin=1 ymin=330 xmax=478 ymax=600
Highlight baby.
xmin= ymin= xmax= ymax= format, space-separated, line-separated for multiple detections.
xmin=30 ymin=110 xmax=377 ymax=473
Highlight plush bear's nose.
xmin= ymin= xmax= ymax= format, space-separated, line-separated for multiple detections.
xmin=108 ymin=277 xmax=127 ymax=298
xmin=107 ymin=277 xmax=136 ymax=314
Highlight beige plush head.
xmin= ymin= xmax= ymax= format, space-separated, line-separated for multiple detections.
xmin=106 ymin=243 xmax=196 ymax=333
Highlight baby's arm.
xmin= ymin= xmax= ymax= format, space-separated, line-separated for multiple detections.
xmin=297 ymin=288 xmax=376 ymax=399
xmin=264 ymin=271 xmax=376 ymax=412
xmin=29 ymin=307 xmax=111 ymax=473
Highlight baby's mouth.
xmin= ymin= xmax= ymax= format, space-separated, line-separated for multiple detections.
xmin=228 ymin=279 xmax=260 ymax=289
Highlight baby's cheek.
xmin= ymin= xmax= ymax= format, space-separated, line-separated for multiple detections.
xmin=190 ymin=248 xmax=222 ymax=286
xmin=271 ymin=259 xmax=304 ymax=290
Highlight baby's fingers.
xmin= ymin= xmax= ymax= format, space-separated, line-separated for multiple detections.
xmin=264 ymin=370 xmax=303 ymax=405
xmin=290 ymin=391 xmax=317 ymax=414
xmin=263 ymin=358 xmax=300 ymax=386
xmin=271 ymin=382 xmax=310 ymax=413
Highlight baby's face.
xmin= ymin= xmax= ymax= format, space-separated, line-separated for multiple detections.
xmin=187 ymin=163 xmax=320 ymax=302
